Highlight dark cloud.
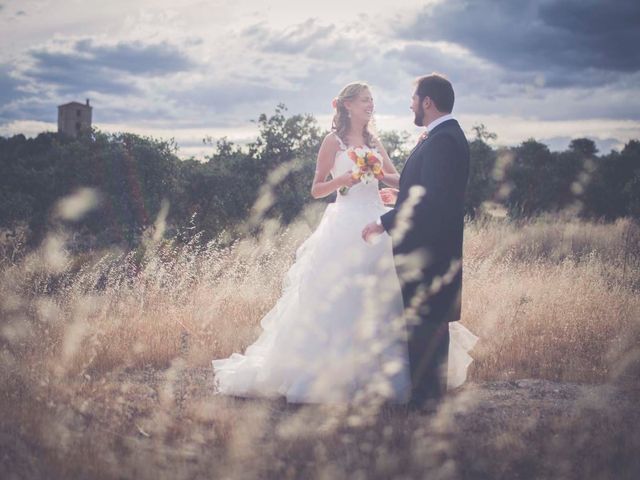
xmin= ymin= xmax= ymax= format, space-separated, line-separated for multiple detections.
xmin=0 ymin=38 xmax=197 ymax=125
xmin=397 ymin=0 xmax=640 ymax=85
xmin=538 ymin=1 xmax=640 ymax=71
xmin=0 ymin=65 xmax=24 ymax=107
xmin=0 ymin=98 xmax=55 ymax=123
xmin=73 ymin=39 xmax=194 ymax=75
xmin=27 ymin=50 xmax=138 ymax=95
xmin=384 ymin=42 xmax=498 ymax=83
xmin=2 ymin=5 xmax=638 ymax=142
xmin=23 ymin=38 xmax=195 ymax=96
xmin=382 ymin=43 xmax=640 ymax=122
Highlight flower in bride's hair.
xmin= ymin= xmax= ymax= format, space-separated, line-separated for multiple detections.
xmin=332 ymin=98 xmax=338 ymax=109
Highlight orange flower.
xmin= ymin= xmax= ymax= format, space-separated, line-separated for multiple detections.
xmin=356 ymin=157 xmax=366 ymax=167
xmin=352 ymin=171 xmax=362 ymax=180
xmin=372 ymin=164 xmax=382 ymax=175
xmin=348 ymin=150 xmax=358 ymax=162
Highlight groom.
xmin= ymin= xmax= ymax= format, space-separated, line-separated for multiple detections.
xmin=362 ymin=73 xmax=470 ymax=410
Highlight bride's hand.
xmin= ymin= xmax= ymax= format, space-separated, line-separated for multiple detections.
xmin=379 ymin=188 xmax=399 ymax=205
xmin=338 ymin=172 xmax=360 ymax=188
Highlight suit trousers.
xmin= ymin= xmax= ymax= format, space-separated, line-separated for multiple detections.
xmin=401 ymin=281 xmax=450 ymax=409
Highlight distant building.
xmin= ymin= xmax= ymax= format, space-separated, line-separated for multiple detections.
xmin=58 ymin=99 xmax=92 ymax=137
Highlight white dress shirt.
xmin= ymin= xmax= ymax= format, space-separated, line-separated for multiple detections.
xmin=426 ymin=113 xmax=456 ymax=133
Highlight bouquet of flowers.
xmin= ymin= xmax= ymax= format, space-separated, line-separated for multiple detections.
xmin=340 ymin=147 xmax=384 ymax=195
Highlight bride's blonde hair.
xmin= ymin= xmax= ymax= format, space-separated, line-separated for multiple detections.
xmin=331 ymin=82 xmax=376 ymax=148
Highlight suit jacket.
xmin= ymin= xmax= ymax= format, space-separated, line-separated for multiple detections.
xmin=381 ymin=119 xmax=470 ymax=322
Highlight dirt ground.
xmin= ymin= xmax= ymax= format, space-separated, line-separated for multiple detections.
xmin=1 ymin=367 xmax=638 ymax=480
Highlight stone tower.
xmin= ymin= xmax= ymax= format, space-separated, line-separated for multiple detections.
xmin=58 ymin=99 xmax=92 ymax=137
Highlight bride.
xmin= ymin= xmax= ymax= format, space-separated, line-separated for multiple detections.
xmin=212 ymin=82 xmax=477 ymax=404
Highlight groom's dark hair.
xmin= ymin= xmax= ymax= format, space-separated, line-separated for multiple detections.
xmin=415 ymin=73 xmax=454 ymax=113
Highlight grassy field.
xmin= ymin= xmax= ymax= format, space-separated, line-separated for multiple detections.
xmin=1 ymin=205 xmax=639 ymax=479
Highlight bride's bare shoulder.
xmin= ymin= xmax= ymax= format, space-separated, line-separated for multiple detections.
xmin=315 ymin=133 xmax=342 ymax=166
xmin=322 ymin=132 xmax=343 ymax=149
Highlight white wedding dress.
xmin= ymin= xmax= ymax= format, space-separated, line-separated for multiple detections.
xmin=212 ymin=139 xmax=478 ymax=404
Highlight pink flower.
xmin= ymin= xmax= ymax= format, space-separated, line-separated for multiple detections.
xmin=366 ymin=151 xmax=380 ymax=166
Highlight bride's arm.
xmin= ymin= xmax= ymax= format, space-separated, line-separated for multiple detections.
xmin=311 ymin=134 xmax=358 ymax=199
xmin=374 ymin=137 xmax=400 ymax=189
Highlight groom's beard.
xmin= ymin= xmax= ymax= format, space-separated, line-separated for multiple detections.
xmin=413 ymin=104 xmax=425 ymax=127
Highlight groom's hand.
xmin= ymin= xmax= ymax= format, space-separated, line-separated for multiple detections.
xmin=362 ymin=221 xmax=385 ymax=243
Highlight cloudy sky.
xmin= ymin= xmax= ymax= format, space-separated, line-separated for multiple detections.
xmin=1 ymin=0 xmax=639 ymax=158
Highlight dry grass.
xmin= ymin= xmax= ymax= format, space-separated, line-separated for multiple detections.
xmin=1 ymin=199 xmax=639 ymax=479
xmin=462 ymin=217 xmax=640 ymax=384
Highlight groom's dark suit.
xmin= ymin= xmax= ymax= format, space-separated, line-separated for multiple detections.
xmin=380 ymin=118 xmax=470 ymax=408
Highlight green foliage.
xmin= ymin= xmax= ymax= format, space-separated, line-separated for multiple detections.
xmin=492 ymin=137 xmax=640 ymax=221
xmin=0 ymin=129 xmax=183 ymax=248
xmin=471 ymin=123 xmax=497 ymax=143
xmin=180 ymin=105 xmax=324 ymax=242
xmin=379 ymin=130 xmax=411 ymax=171
xmin=506 ymin=139 xmax=557 ymax=216
xmin=246 ymin=104 xmax=324 ymax=225
xmin=466 ymin=138 xmax=497 ymax=217
xmin=582 ymin=140 xmax=640 ymax=219
xmin=1 ymin=107 xmax=638 ymax=254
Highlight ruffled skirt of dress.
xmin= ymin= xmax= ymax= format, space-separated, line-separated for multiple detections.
xmin=212 ymin=196 xmax=478 ymax=404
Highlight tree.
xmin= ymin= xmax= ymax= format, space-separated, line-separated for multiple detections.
xmin=472 ymin=123 xmax=497 ymax=143
xmin=569 ymin=138 xmax=598 ymax=158
xmin=1 ymin=111 xmax=638 ymax=255
xmin=0 ymin=129 xmax=184 ymax=248
xmin=246 ymin=104 xmax=324 ymax=225
xmin=466 ymin=138 xmax=496 ymax=217
xmin=379 ymin=130 xmax=411 ymax=171
xmin=505 ymin=140 xmax=555 ymax=217
xmin=583 ymin=140 xmax=640 ymax=219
